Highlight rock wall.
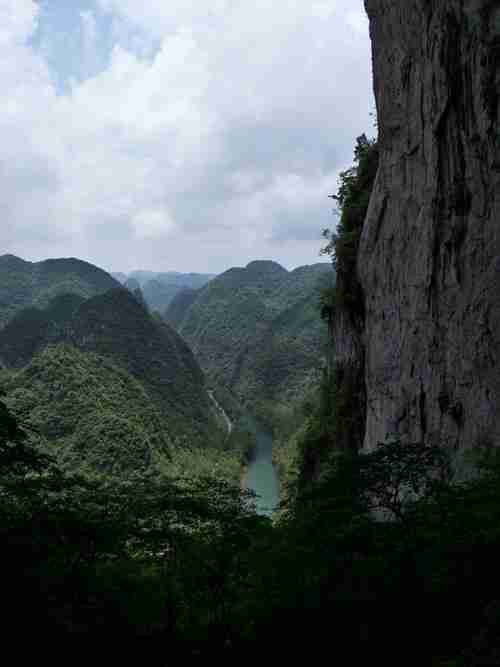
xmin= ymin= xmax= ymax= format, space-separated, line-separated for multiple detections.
xmin=360 ymin=0 xmax=500 ymax=465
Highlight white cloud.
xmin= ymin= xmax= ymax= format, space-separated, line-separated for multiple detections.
xmin=0 ymin=0 xmax=38 ymax=47
xmin=0 ymin=0 xmax=373 ymax=272
xmin=132 ymin=207 xmax=175 ymax=240
xmin=346 ymin=8 xmax=370 ymax=34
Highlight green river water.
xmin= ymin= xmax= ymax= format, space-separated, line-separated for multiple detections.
xmin=244 ymin=424 xmax=280 ymax=517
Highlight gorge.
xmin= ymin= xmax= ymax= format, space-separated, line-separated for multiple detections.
xmin=2 ymin=1 xmax=500 ymax=660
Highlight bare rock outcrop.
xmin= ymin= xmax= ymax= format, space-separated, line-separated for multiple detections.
xmin=360 ymin=0 xmax=500 ymax=465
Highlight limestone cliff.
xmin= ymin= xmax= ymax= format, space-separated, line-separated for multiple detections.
xmin=360 ymin=0 xmax=500 ymax=464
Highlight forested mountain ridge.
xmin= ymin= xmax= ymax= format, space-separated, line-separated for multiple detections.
xmin=68 ymin=289 xmax=210 ymax=437
xmin=0 ymin=285 xmax=227 ymax=477
xmin=0 ymin=292 xmax=86 ymax=368
xmin=0 ymin=254 xmax=120 ymax=328
xmin=176 ymin=260 xmax=333 ymax=432
xmin=5 ymin=344 xmax=173 ymax=476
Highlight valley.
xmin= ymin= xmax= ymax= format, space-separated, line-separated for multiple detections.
xmin=167 ymin=259 xmax=334 ymax=487
xmin=3 ymin=0 xmax=500 ymax=658
xmin=0 ymin=253 xmax=328 ymax=505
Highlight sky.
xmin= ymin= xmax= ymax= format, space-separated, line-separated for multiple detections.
xmin=1 ymin=0 xmax=374 ymax=274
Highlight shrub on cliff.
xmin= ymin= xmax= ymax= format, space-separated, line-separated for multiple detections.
xmin=321 ymin=133 xmax=378 ymax=315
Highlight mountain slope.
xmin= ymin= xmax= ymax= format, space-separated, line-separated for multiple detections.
xmin=141 ymin=279 xmax=183 ymax=312
xmin=0 ymin=254 xmax=119 ymax=328
xmin=178 ymin=260 xmax=333 ymax=429
xmin=0 ymin=286 xmax=226 ymax=476
xmin=164 ymin=287 xmax=199 ymax=329
xmin=0 ymin=293 xmax=85 ymax=368
xmin=69 ymin=288 xmax=212 ymax=443
xmin=142 ymin=273 xmax=215 ymax=312
xmin=6 ymin=344 xmax=172 ymax=476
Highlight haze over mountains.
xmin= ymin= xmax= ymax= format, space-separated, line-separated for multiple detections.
xmin=114 ymin=270 xmax=215 ymax=314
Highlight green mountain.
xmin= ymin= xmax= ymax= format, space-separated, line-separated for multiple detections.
xmin=68 ymin=289 xmax=211 ymax=442
xmin=0 ymin=293 xmax=85 ymax=368
xmin=0 ymin=254 xmax=119 ymax=329
xmin=0 ymin=286 xmax=228 ymax=477
xmin=164 ymin=287 xmax=199 ymax=328
xmin=177 ymin=260 xmax=334 ymax=432
xmin=6 ymin=344 xmax=172 ymax=476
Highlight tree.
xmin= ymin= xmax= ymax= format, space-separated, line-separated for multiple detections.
xmin=321 ymin=133 xmax=379 ymax=314
xmin=0 ymin=389 xmax=47 ymax=474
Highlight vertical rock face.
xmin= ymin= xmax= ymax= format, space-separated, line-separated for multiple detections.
xmin=360 ymin=0 xmax=500 ymax=463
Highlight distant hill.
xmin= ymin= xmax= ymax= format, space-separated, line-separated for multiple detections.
xmin=0 ymin=254 xmax=119 ymax=329
xmin=142 ymin=279 xmax=184 ymax=313
xmin=128 ymin=270 xmax=216 ymax=290
xmin=111 ymin=270 xmax=215 ymax=312
xmin=111 ymin=272 xmax=127 ymax=284
xmin=128 ymin=270 xmax=159 ymax=286
xmin=124 ymin=277 xmax=141 ymax=292
xmin=177 ymin=260 xmax=334 ymax=430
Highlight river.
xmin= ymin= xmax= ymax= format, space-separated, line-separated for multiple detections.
xmin=243 ymin=423 xmax=280 ymax=517
xmin=208 ymin=390 xmax=280 ymax=516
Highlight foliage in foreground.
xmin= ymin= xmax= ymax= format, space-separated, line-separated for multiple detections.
xmin=4 ymin=386 xmax=500 ymax=663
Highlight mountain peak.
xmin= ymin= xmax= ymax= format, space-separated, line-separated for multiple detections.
xmin=0 ymin=254 xmax=120 ymax=329
xmin=245 ymin=260 xmax=287 ymax=274
xmin=0 ymin=253 xmax=29 ymax=267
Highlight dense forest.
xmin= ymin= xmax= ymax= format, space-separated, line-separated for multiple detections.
xmin=5 ymin=382 xmax=500 ymax=663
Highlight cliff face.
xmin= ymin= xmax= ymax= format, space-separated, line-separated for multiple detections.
xmin=360 ymin=1 xmax=500 ymax=463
